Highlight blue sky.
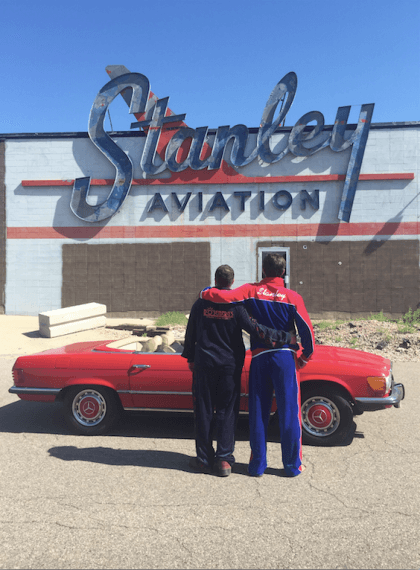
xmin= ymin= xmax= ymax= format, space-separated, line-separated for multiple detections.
xmin=1 ymin=0 xmax=419 ymax=134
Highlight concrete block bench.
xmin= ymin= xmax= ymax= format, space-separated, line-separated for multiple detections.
xmin=39 ymin=302 xmax=107 ymax=338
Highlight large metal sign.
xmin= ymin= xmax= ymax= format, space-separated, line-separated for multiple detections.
xmin=71 ymin=67 xmax=374 ymax=223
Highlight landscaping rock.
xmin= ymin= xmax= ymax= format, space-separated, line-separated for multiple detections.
xmin=314 ymin=318 xmax=420 ymax=361
xmin=160 ymin=345 xmax=176 ymax=353
xmin=162 ymin=331 xmax=175 ymax=346
xmin=142 ymin=338 xmax=158 ymax=352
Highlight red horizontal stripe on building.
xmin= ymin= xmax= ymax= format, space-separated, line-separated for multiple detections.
xmin=20 ymin=172 xmax=415 ymax=187
xmin=7 ymin=222 xmax=420 ymax=240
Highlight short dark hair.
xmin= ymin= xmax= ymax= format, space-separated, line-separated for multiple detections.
xmin=215 ymin=264 xmax=234 ymax=288
xmin=262 ymin=253 xmax=286 ymax=278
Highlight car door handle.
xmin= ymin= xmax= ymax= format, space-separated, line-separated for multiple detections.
xmin=129 ymin=364 xmax=151 ymax=375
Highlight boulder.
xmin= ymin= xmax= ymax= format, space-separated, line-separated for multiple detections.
xmin=162 ymin=331 xmax=175 ymax=346
xmin=142 ymin=338 xmax=158 ymax=352
xmin=161 ymin=345 xmax=176 ymax=353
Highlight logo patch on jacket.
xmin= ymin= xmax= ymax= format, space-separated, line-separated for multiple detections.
xmin=203 ymin=308 xmax=234 ymax=320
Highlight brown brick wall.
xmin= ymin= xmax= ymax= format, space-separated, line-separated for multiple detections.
xmin=62 ymin=242 xmax=211 ymax=316
xmin=0 ymin=141 xmax=5 ymax=314
xmin=257 ymin=239 xmax=420 ymax=319
xmin=61 ymin=238 xmax=419 ymax=319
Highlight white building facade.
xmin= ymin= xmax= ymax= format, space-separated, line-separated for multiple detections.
xmin=1 ymin=69 xmax=419 ymax=318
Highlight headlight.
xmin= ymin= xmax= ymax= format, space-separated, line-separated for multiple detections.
xmin=385 ymin=364 xmax=393 ymax=393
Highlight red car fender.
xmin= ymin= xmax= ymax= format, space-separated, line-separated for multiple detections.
xmin=59 ymin=378 xmax=133 ymax=408
xmin=300 ymin=373 xmax=356 ymax=400
xmin=62 ymin=378 xmax=120 ymax=393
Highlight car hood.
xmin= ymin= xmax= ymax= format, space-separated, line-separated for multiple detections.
xmin=311 ymin=344 xmax=390 ymax=368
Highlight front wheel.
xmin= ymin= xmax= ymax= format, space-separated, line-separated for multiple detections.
xmin=63 ymin=386 xmax=122 ymax=435
xmin=301 ymin=388 xmax=353 ymax=446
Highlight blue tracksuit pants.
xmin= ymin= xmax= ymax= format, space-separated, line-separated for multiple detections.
xmin=248 ymin=350 xmax=303 ymax=477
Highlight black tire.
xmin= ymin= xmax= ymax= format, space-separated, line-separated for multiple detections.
xmin=301 ymin=387 xmax=353 ymax=446
xmin=63 ymin=386 xmax=122 ymax=435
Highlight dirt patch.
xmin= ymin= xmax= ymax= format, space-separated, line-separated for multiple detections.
xmin=313 ymin=319 xmax=420 ymax=362
xmin=130 ymin=320 xmax=420 ymax=362
xmin=111 ymin=320 xmax=420 ymax=362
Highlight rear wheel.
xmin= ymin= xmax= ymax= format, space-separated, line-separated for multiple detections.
xmin=63 ymin=386 xmax=122 ymax=435
xmin=301 ymin=387 xmax=353 ymax=446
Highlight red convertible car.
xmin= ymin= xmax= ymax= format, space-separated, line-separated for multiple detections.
xmin=9 ymin=337 xmax=404 ymax=445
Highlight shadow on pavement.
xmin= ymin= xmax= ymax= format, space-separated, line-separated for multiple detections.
xmin=22 ymin=330 xmax=43 ymax=339
xmin=0 ymin=400 xmax=255 ymax=441
xmin=0 ymin=400 xmax=69 ymax=435
xmin=48 ymin=446 xmax=194 ymax=471
xmin=47 ymin=447 xmax=314 ymax=477
xmin=0 ymin=400 xmax=359 ymax=445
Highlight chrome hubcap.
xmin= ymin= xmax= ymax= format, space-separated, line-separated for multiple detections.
xmin=72 ymin=389 xmax=106 ymax=427
xmin=302 ymin=396 xmax=340 ymax=437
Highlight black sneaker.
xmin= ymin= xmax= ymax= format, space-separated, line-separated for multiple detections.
xmin=214 ymin=460 xmax=232 ymax=477
xmin=188 ymin=457 xmax=212 ymax=474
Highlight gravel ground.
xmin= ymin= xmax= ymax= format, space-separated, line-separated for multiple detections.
xmin=118 ymin=320 xmax=420 ymax=362
xmin=312 ymin=319 xmax=420 ymax=362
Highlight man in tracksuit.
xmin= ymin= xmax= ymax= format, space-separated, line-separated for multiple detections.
xmin=200 ymin=254 xmax=314 ymax=477
xmin=182 ymin=264 xmax=292 ymax=477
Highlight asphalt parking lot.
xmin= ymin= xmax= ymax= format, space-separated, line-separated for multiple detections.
xmin=0 ymin=358 xmax=419 ymax=570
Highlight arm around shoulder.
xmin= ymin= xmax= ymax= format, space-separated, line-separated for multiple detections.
xmin=200 ymin=283 xmax=251 ymax=304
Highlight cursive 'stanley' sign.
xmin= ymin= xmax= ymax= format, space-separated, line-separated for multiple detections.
xmin=70 ymin=69 xmax=374 ymax=223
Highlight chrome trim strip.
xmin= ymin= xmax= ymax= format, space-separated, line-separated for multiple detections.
xmin=122 ymin=407 xmax=251 ymax=414
xmin=9 ymin=386 xmax=61 ymax=396
xmin=123 ymin=407 xmax=193 ymax=412
xmin=118 ymin=390 xmax=250 ymax=397
xmin=355 ymin=383 xmax=405 ymax=406
xmin=118 ymin=390 xmax=192 ymax=396
xmin=93 ymin=350 xmax=182 ymax=355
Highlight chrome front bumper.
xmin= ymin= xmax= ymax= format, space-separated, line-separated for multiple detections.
xmin=355 ymin=383 xmax=405 ymax=411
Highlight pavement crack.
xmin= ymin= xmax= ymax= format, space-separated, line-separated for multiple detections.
xmin=307 ymin=481 xmax=372 ymax=515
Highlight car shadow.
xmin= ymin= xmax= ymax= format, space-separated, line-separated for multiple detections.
xmin=300 ymin=420 xmax=359 ymax=447
xmin=0 ymin=400 xmax=70 ymax=435
xmin=0 ymin=400 xmax=360 ymax=445
xmin=0 ymin=400 xmax=256 ymax=441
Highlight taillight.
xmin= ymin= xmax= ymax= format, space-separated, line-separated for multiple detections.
xmin=367 ymin=376 xmax=386 ymax=396
xmin=12 ymin=369 xmax=25 ymax=385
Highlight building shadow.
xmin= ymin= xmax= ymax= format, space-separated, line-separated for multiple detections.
xmin=363 ymin=193 xmax=418 ymax=255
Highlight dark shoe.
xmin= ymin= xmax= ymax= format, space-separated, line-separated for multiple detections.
xmin=189 ymin=457 xmax=212 ymax=474
xmin=214 ymin=460 xmax=231 ymax=477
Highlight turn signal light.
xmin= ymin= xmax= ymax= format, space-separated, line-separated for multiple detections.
xmin=367 ymin=376 xmax=386 ymax=395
